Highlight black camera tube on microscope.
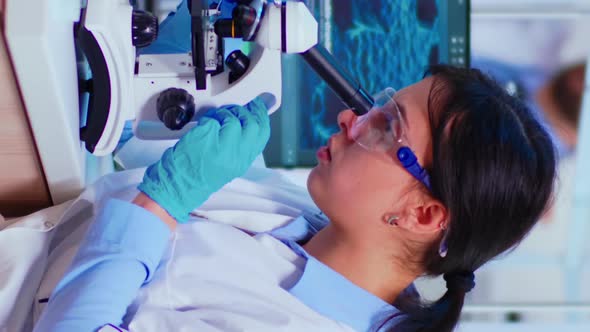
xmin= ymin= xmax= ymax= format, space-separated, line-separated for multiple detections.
xmin=301 ymin=44 xmax=374 ymax=116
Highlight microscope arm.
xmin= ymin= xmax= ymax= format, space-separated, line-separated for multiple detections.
xmin=301 ymin=44 xmax=374 ymax=116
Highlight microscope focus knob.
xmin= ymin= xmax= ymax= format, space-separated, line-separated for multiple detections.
xmin=232 ymin=4 xmax=257 ymax=28
xmin=226 ymin=50 xmax=250 ymax=84
xmin=132 ymin=10 xmax=159 ymax=48
xmin=157 ymin=88 xmax=196 ymax=131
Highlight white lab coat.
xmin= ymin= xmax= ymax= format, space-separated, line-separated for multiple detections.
xmin=0 ymin=166 xmax=322 ymax=332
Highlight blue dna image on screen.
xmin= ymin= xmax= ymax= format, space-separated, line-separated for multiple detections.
xmin=297 ymin=0 xmax=441 ymax=150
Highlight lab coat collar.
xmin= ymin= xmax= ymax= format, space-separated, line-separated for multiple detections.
xmin=286 ymin=241 xmax=399 ymax=331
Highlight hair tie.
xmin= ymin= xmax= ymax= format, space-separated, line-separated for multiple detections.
xmin=444 ymin=271 xmax=475 ymax=293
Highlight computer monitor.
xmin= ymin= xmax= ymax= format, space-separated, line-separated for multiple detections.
xmin=264 ymin=0 xmax=471 ymax=167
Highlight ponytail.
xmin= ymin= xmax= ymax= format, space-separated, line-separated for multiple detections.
xmin=417 ymin=272 xmax=475 ymax=332
xmin=380 ymin=272 xmax=475 ymax=332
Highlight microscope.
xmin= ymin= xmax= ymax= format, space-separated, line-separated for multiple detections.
xmin=77 ymin=0 xmax=374 ymax=155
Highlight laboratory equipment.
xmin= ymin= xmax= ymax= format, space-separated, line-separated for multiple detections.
xmin=77 ymin=0 xmax=374 ymax=156
xmin=2 ymin=0 xmax=374 ymax=203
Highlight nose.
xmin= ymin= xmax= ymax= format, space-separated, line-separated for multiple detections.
xmin=337 ymin=109 xmax=357 ymax=140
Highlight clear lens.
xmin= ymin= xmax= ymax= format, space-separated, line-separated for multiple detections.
xmin=351 ymin=88 xmax=407 ymax=152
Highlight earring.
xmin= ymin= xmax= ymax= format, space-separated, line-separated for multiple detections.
xmin=386 ymin=215 xmax=400 ymax=226
xmin=439 ymin=221 xmax=448 ymax=230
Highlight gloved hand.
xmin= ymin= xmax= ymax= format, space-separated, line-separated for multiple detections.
xmin=138 ymin=97 xmax=270 ymax=222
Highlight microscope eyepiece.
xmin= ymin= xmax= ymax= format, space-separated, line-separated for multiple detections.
xmin=226 ymin=50 xmax=250 ymax=84
xmin=233 ymin=4 xmax=257 ymax=28
xmin=214 ymin=19 xmax=244 ymax=38
xmin=214 ymin=4 xmax=257 ymax=39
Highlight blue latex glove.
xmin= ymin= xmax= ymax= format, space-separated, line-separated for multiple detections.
xmin=138 ymin=97 xmax=270 ymax=222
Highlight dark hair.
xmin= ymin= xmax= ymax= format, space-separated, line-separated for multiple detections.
xmin=386 ymin=65 xmax=557 ymax=332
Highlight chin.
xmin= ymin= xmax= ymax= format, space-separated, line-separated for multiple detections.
xmin=306 ymin=167 xmax=325 ymax=208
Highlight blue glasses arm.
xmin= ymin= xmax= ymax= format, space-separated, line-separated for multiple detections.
xmin=396 ymin=147 xmax=431 ymax=190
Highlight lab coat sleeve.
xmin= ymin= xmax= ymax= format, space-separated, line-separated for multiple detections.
xmin=33 ymin=199 xmax=171 ymax=332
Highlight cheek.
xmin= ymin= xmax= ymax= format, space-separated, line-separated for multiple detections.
xmin=307 ymin=152 xmax=406 ymax=222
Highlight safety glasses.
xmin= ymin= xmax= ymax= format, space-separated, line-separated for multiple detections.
xmin=350 ymin=88 xmax=431 ymax=190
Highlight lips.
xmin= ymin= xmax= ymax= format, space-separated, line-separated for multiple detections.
xmin=316 ymin=146 xmax=331 ymax=163
xmin=317 ymin=137 xmax=334 ymax=163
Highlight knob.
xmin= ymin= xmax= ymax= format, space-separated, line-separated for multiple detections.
xmin=226 ymin=50 xmax=250 ymax=84
xmin=156 ymin=88 xmax=196 ymax=130
xmin=214 ymin=19 xmax=245 ymax=38
xmin=214 ymin=5 xmax=257 ymax=39
xmin=232 ymin=4 xmax=257 ymax=28
xmin=132 ymin=10 xmax=159 ymax=48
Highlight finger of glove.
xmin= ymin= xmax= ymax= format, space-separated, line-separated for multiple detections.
xmin=211 ymin=107 xmax=242 ymax=146
xmin=245 ymin=97 xmax=271 ymax=152
xmin=223 ymin=104 xmax=261 ymax=145
xmin=246 ymin=97 xmax=270 ymax=129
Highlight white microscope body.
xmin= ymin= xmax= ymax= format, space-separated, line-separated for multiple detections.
xmin=3 ymin=0 xmax=319 ymax=203
xmin=4 ymin=0 xmax=373 ymax=204
xmin=79 ymin=0 xmax=318 ymax=155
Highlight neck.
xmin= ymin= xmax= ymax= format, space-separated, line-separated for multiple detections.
xmin=302 ymin=224 xmax=419 ymax=304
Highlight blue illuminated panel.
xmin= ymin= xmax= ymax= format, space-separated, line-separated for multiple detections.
xmin=264 ymin=0 xmax=470 ymax=167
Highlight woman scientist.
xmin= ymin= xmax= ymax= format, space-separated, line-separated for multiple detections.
xmin=33 ymin=64 xmax=556 ymax=332
xmin=34 ymin=2 xmax=556 ymax=332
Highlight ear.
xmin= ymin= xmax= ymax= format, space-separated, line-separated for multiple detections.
xmin=398 ymin=199 xmax=447 ymax=235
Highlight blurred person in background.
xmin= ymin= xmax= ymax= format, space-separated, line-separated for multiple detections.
xmin=473 ymin=57 xmax=586 ymax=158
